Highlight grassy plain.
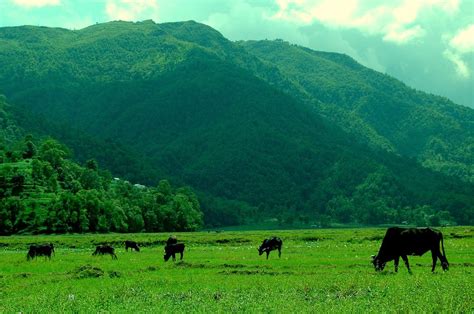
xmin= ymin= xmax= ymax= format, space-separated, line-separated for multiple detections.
xmin=0 ymin=227 xmax=473 ymax=313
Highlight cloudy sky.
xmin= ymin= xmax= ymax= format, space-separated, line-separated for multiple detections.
xmin=0 ymin=0 xmax=473 ymax=108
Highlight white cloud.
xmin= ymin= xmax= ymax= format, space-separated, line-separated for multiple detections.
xmin=449 ymin=24 xmax=474 ymax=54
xmin=443 ymin=49 xmax=470 ymax=78
xmin=444 ymin=24 xmax=474 ymax=79
xmin=383 ymin=25 xmax=425 ymax=44
xmin=11 ymin=0 xmax=60 ymax=8
xmin=106 ymin=0 xmax=159 ymax=21
xmin=271 ymin=0 xmax=461 ymax=44
xmin=204 ymin=1 xmax=310 ymax=45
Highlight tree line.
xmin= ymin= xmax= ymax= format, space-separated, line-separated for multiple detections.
xmin=0 ymin=136 xmax=203 ymax=235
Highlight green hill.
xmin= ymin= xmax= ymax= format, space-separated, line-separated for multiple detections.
xmin=0 ymin=135 xmax=202 ymax=235
xmin=1 ymin=96 xmax=202 ymax=235
xmin=0 ymin=21 xmax=473 ymax=228
xmin=240 ymin=40 xmax=474 ymax=182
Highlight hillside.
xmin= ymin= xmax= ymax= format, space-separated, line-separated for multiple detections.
xmin=11 ymin=104 xmax=164 ymax=185
xmin=1 ymin=21 xmax=472 ymax=182
xmin=240 ymin=40 xmax=474 ymax=182
xmin=0 ymin=95 xmax=23 ymax=147
xmin=0 ymin=133 xmax=203 ymax=235
xmin=0 ymin=21 xmax=473 ymax=227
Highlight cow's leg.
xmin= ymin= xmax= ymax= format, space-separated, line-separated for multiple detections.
xmin=266 ymin=251 xmax=269 ymax=260
xmin=180 ymin=251 xmax=183 ymax=260
xmin=435 ymin=249 xmax=448 ymax=271
xmin=394 ymin=256 xmax=400 ymax=272
xmin=401 ymin=255 xmax=412 ymax=274
xmin=172 ymin=253 xmax=176 ymax=262
xmin=431 ymin=250 xmax=438 ymax=272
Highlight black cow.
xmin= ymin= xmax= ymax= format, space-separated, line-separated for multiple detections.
xmin=164 ymin=243 xmax=185 ymax=262
xmin=27 ymin=243 xmax=55 ymax=261
xmin=258 ymin=237 xmax=282 ymax=259
xmin=93 ymin=245 xmax=118 ymax=259
xmin=125 ymin=240 xmax=140 ymax=252
xmin=372 ymin=227 xmax=449 ymax=273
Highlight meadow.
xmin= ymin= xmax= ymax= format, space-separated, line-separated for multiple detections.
xmin=0 ymin=227 xmax=473 ymax=313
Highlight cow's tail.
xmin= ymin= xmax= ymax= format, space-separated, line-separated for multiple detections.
xmin=440 ymin=233 xmax=446 ymax=258
xmin=440 ymin=232 xmax=449 ymax=270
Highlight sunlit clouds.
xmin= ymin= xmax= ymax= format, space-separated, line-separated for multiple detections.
xmin=11 ymin=0 xmax=60 ymax=8
xmin=444 ymin=24 xmax=474 ymax=78
xmin=449 ymin=24 xmax=474 ymax=54
xmin=106 ymin=0 xmax=159 ymax=21
xmin=272 ymin=0 xmax=460 ymax=44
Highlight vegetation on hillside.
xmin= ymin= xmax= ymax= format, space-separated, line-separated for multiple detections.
xmin=0 ymin=21 xmax=473 ymax=229
xmin=0 ymin=133 xmax=203 ymax=235
xmin=240 ymin=40 xmax=474 ymax=182
xmin=0 ymin=94 xmax=23 ymax=147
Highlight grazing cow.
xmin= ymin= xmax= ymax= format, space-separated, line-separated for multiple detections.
xmin=125 ymin=240 xmax=140 ymax=252
xmin=166 ymin=235 xmax=178 ymax=246
xmin=258 ymin=237 xmax=282 ymax=259
xmin=164 ymin=243 xmax=185 ymax=262
xmin=93 ymin=245 xmax=118 ymax=260
xmin=372 ymin=227 xmax=449 ymax=273
xmin=27 ymin=243 xmax=55 ymax=261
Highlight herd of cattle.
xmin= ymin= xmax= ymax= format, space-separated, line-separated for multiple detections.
xmin=25 ymin=227 xmax=450 ymax=273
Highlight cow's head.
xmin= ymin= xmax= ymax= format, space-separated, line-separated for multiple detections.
xmin=258 ymin=246 xmax=266 ymax=256
xmin=163 ymin=246 xmax=171 ymax=261
xmin=26 ymin=247 xmax=36 ymax=261
xmin=371 ymin=255 xmax=386 ymax=271
xmin=441 ymin=260 xmax=449 ymax=271
xmin=92 ymin=246 xmax=100 ymax=256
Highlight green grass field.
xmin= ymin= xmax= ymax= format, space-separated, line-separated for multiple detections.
xmin=0 ymin=227 xmax=473 ymax=312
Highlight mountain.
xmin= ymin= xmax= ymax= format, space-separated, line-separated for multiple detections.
xmin=0 ymin=95 xmax=23 ymax=147
xmin=240 ymin=40 xmax=474 ymax=182
xmin=0 ymin=20 xmax=473 ymax=227
xmin=11 ymin=104 xmax=164 ymax=185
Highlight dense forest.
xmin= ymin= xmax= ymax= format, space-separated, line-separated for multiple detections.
xmin=0 ymin=100 xmax=203 ymax=235
xmin=0 ymin=21 xmax=473 ymax=232
xmin=0 ymin=139 xmax=203 ymax=235
xmin=240 ymin=40 xmax=474 ymax=183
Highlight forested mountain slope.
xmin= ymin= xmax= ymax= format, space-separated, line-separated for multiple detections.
xmin=240 ymin=40 xmax=474 ymax=182
xmin=0 ymin=95 xmax=23 ymax=147
xmin=11 ymin=104 xmax=163 ymax=185
xmin=1 ymin=98 xmax=203 ymax=235
xmin=0 ymin=21 xmax=473 ymax=227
